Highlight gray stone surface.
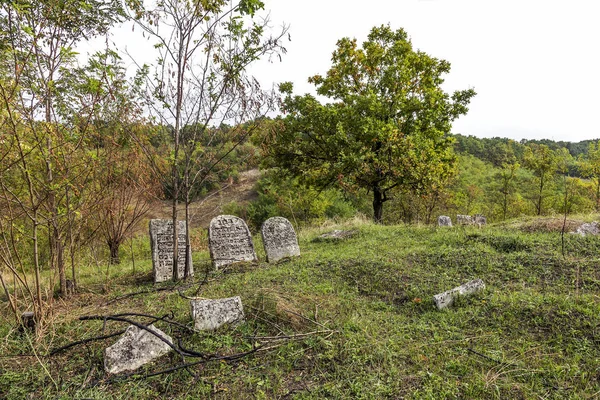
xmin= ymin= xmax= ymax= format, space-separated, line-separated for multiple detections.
xmin=104 ymin=324 xmax=173 ymax=374
xmin=261 ymin=217 xmax=300 ymax=263
xmin=190 ymin=296 xmax=245 ymax=331
xmin=438 ymin=216 xmax=452 ymax=227
xmin=433 ymin=279 xmax=485 ymax=310
xmin=474 ymin=214 xmax=487 ymax=226
xmin=149 ymin=219 xmax=193 ymax=283
xmin=208 ymin=215 xmax=257 ymax=269
xmin=456 ymin=214 xmax=473 ymax=225
xmin=316 ymin=229 xmax=357 ymax=241
xmin=574 ymin=221 xmax=599 ymax=236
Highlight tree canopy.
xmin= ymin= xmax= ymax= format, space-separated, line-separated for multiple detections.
xmin=266 ymin=25 xmax=476 ymax=222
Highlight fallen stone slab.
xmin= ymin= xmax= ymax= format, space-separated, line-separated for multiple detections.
xmin=573 ymin=221 xmax=599 ymax=237
xmin=314 ymin=229 xmax=357 ymax=241
xmin=104 ymin=324 xmax=173 ymax=374
xmin=191 ymin=296 xmax=245 ymax=331
xmin=433 ymin=279 xmax=485 ymax=310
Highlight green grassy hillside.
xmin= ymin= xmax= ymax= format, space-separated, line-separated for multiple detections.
xmin=2 ymin=217 xmax=600 ymax=399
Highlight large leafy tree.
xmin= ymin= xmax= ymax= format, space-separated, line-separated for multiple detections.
xmin=268 ymin=26 xmax=475 ymax=222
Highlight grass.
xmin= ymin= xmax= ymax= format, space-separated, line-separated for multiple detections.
xmin=2 ymin=217 xmax=600 ymax=398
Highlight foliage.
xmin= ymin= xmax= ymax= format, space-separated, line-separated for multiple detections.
xmin=267 ymin=25 xmax=475 ymax=222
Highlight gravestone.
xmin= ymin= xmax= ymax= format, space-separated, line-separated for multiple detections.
xmin=456 ymin=214 xmax=473 ymax=225
xmin=104 ymin=324 xmax=173 ymax=374
xmin=474 ymin=214 xmax=487 ymax=226
xmin=261 ymin=217 xmax=300 ymax=263
xmin=438 ymin=216 xmax=452 ymax=227
xmin=433 ymin=279 xmax=485 ymax=310
xmin=190 ymin=296 xmax=245 ymax=331
xmin=208 ymin=215 xmax=257 ymax=269
xmin=149 ymin=219 xmax=193 ymax=283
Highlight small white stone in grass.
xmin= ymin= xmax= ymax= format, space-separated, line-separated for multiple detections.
xmin=433 ymin=279 xmax=485 ymax=310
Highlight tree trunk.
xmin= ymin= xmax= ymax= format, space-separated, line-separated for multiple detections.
xmin=537 ymin=174 xmax=544 ymax=216
xmin=373 ymin=186 xmax=384 ymax=223
xmin=108 ymin=240 xmax=121 ymax=265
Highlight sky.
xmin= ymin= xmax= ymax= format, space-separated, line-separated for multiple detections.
xmin=81 ymin=0 xmax=600 ymax=142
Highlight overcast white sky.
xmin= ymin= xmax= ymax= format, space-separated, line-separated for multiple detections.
xmin=83 ymin=0 xmax=600 ymax=142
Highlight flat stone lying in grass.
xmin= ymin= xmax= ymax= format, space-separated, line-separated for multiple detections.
xmin=433 ymin=279 xmax=485 ymax=310
xmin=190 ymin=296 xmax=245 ymax=331
xmin=209 ymin=215 xmax=257 ymax=269
xmin=104 ymin=324 xmax=173 ymax=374
xmin=573 ymin=221 xmax=599 ymax=237
xmin=314 ymin=229 xmax=357 ymax=241
xmin=261 ymin=217 xmax=300 ymax=263
xmin=438 ymin=216 xmax=452 ymax=227
xmin=149 ymin=219 xmax=193 ymax=283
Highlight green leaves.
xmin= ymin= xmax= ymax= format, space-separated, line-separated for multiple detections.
xmin=268 ymin=25 xmax=475 ymax=222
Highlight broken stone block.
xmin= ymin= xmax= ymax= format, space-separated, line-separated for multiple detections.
xmin=456 ymin=214 xmax=473 ymax=225
xmin=20 ymin=311 xmax=35 ymax=333
xmin=438 ymin=216 xmax=452 ymax=227
xmin=104 ymin=324 xmax=173 ymax=374
xmin=574 ymin=221 xmax=599 ymax=237
xmin=433 ymin=279 xmax=485 ymax=310
xmin=190 ymin=296 xmax=245 ymax=331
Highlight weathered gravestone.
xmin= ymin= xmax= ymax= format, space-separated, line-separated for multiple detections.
xmin=456 ymin=214 xmax=473 ymax=225
xmin=190 ymin=296 xmax=245 ymax=331
xmin=209 ymin=215 xmax=257 ymax=269
xmin=438 ymin=216 xmax=453 ymax=227
xmin=261 ymin=217 xmax=300 ymax=263
xmin=149 ymin=219 xmax=193 ymax=283
xmin=433 ymin=279 xmax=485 ymax=310
xmin=104 ymin=324 xmax=173 ymax=374
xmin=474 ymin=214 xmax=487 ymax=226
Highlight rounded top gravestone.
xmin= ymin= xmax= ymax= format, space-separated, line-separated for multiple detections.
xmin=208 ymin=215 xmax=257 ymax=269
xmin=261 ymin=217 xmax=300 ymax=263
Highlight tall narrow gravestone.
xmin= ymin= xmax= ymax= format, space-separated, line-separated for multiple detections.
xmin=149 ymin=219 xmax=193 ymax=283
xmin=208 ymin=215 xmax=257 ymax=269
xmin=261 ymin=217 xmax=300 ymax=263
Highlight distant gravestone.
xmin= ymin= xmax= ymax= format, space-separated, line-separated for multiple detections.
xmin=149 ymin=219 xmax=193 ymax=283
xmin=474 ymin=214 xmax=487 ymax=226
xmin=190 ymin=296 xmax=245 ymax=331
xmin=456 ymin=214 xmax=473 ymax=225
xmin=261 ymin=217 xmax=300 ymax=263
xmin=438 ymin=216 xmax=452 ymax=227
xmin=208 ymin=215 xmax=257 ymax=269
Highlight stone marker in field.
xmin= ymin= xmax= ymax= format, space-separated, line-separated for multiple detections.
xmin=438 ymin=216 xmax=452 ymax=227
xmin=261 ymin=217 xmax=300 ymax=263
xmin=456 ymin=214 xmax=473 ymax=225
xmin=208 ymin=215 xmax=257 ymax=269
xmin=433 ymin=279 xmax=485 ymax=310
xmin=104 ymin=324 xmax=173 ymax=374
xmin=573 ymin=221 xmax=599 ymax=237
xmin=474 ymin=214 xmax=487 ymax=227
xmin=190 ymin=296 xmax=245 ymax=331
xmin=315 ymin=229 xmax=357 ymax=241
xmin=149 ymin=219 xmax=193 ymax=283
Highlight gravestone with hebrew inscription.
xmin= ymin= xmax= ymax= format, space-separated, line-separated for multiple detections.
xmin=208 ymin=215 xmax=257 ymax=269
xmin=149 ymin=219 xmax=193 ymax=283
xmin=261 ymin=217 xmax=300 ymax=263
xmin=438 ymin=216 xmax=452 ymax=227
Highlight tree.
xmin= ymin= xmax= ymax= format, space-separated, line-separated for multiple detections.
xmin=579 ymin=141 xmax=600 ymax=211
xmin=127 ymin=0 xmax=287 ymax=279
xmin=523 ymin=143 xmax=559 ymax=215
xmin=267 ymin=26 xmax=475 ymax=222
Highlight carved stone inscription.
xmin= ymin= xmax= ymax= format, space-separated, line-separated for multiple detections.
xmin=149 ymin=219 xmax=192 ymax=283
xmin=209 ymin=215 xmax=257 ymax=269
xmin=261 ymin=217 xmax=300 ymax=263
